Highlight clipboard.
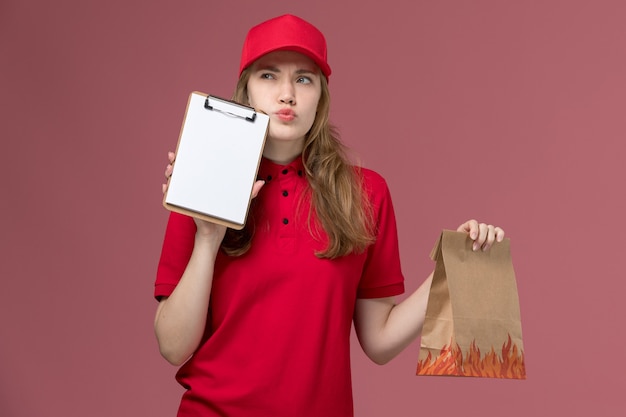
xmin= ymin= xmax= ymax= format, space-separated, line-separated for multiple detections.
xmin=163 ymin=92 xmax=269 ymax=229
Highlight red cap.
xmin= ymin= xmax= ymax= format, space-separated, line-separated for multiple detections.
xmin=239 ymin=14 xmax=331 ymax=79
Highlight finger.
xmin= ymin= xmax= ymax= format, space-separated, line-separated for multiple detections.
xmin=162 ymin=183 xmax=167 ymax=194
xmin=164 ymin=164 xmax=173 ymax=179
xmin=457 ymin=219 xmax=479 ymax=239
xmin=472 ymin=223 xmax=489 ymax=251
xmin=480 ymin=224 xmax=497 ymax=251
xmin=495 ymin=226 xmax=505 ymax=242
xmin=456 ymin=220 xmax=469 ymax=233
xmin=168 ymin=151 xmax=176 ymax=164
xmin=251 ymin=180 xmax=265 ymax=199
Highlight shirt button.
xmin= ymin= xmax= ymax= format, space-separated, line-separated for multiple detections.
xmin=282 ymin=218 xmax=289 ymax=225
xmin=282 ymin=169 xmax=288 ymax=175
xmin=266 ymin=175 xmax=272 ymax=181
xmin=297 ymin=170 xmax=303 ymax=177
xmin=282 ymin=190 xmax=288 ymax=197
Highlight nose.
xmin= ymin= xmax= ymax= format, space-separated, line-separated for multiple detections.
xmin=279 ymin=80 xmax=295 ymax=105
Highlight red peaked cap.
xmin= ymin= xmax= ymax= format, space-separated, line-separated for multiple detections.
xmin=239 ymin=14 xmax=331 ymax=79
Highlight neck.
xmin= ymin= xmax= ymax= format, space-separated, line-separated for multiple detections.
xmin=262 ymin=138 xmax=304 ymax=165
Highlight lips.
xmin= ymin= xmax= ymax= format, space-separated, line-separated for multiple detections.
xmin=275 ymin=109 xmax=296 ymax=121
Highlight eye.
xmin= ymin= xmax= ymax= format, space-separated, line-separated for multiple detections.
xmin=260 ymin=73 xmax=275 ymax=80
xmin=296 ymin=76 xmax=312 ymax=84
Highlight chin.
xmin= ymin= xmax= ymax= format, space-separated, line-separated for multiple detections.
xmin=268 ymin=129 xmax=306 ymax=144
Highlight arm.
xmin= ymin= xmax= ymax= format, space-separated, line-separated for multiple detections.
xmin=354 ymin=273 xmax=433 ymax=365
xmin=353 ymin=220 xmax=504 ymax=365
xmin=154 ymin=152 xmax=264 ymax=366
xmin=154 ymin=222 xmax=225 ymax=366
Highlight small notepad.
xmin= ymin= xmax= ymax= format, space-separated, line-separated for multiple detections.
xmin=163 ymin=92 xmax=269 ymax=229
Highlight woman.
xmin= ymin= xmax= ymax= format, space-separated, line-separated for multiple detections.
xmin=155 ymin=14 xmax=504 ymax=417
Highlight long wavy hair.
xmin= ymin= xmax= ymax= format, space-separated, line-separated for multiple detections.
xmin=221 ymin=67 xmax=375 ymax=259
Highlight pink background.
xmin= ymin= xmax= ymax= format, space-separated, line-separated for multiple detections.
xmin=2 ymin=0 xmax=625 ymax=416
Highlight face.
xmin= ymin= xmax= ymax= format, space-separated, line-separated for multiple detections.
xmin=246 ymin=51 xmax=322 ymax=153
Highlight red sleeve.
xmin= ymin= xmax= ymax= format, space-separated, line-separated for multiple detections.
xmin=154 ymin=211 xmax=197 ymax=300
xmin=357 ymin=169 xmax=405 ymax=299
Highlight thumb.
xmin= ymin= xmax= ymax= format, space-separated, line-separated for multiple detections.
xmin=251 ymin=180 xmax=265 ymax=199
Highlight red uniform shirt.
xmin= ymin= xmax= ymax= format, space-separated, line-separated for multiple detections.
xmin=155 ymin=157 xmax=404 ymax=417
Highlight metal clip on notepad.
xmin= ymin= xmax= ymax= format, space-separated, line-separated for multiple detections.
xmin=204 ymin=96 xmax=257 ymax=122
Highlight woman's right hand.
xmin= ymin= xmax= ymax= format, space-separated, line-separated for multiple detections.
xmin=161 ymin=150 xmax=265 ymax=241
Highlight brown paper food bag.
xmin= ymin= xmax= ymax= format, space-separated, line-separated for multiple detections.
xmin=416 ymin=230 xmax=526 ymax=379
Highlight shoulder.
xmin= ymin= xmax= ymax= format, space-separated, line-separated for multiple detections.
xmin=354 ymin=167 xmax=396 ymax=218
xmin=357 ymin=167 xmax=391 ymax=196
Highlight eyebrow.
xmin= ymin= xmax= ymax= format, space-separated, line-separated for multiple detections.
xmin=255 ymin=65 xmax=318 ymax=76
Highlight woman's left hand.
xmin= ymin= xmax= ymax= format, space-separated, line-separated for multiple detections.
xmin=457 ymin=219 xmax=505 ymax=252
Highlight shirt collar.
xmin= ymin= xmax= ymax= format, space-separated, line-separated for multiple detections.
xmin=258 ymin=155 xmax=305 ymax=182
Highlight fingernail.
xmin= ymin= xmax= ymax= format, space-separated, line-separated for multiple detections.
xmin=472 ymin=243 xmax=478 ymax=251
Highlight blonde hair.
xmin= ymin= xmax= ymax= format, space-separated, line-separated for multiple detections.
xmin=222 ymin=68 xmax=375 ymax=259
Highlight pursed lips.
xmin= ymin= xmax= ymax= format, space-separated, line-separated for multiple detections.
xmin=275 ymin=109 xmax=296 ymax=122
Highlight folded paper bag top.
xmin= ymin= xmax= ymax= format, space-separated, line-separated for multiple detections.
xmin=416 ymin=230 xmax=526 ymax=379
